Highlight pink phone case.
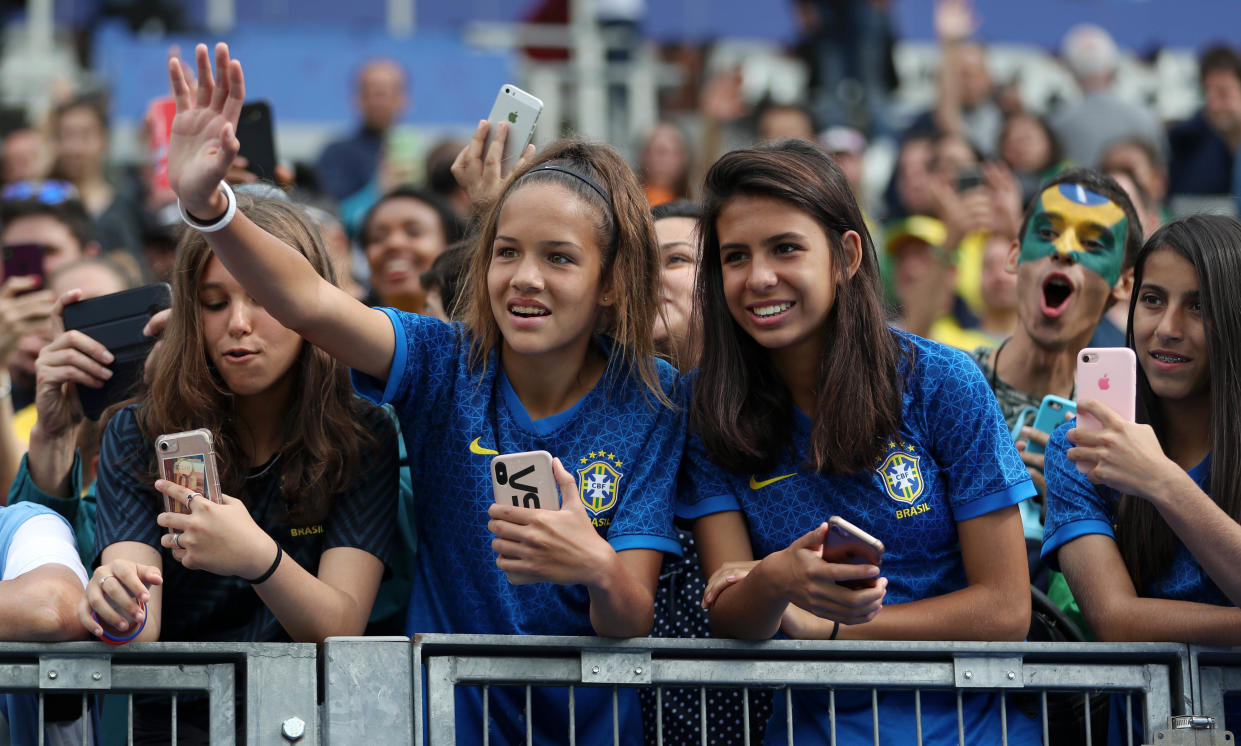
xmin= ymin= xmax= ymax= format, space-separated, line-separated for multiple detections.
xmin=1074 ymin=347 xmax=1137 ymax=430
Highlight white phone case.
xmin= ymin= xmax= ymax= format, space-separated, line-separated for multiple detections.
xmin=491 ymin=450 xmax=560 ymax=510
xmin=156 ymin=428 xmax=223 ymax=517
xmin=485 ymin=84 xmax=543 ymax=175
xmin=1074 ymin=347 xmax=1137 ymax=431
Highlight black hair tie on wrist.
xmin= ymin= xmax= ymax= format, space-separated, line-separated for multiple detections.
xmin=245 ymin=543 xmax=283 ymax=585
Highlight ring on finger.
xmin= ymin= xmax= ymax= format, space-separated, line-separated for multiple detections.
xmin=172 ymin=532 xmax=183 ymax=550
xmin=98 ymin=574 xmax=115 ymax=586
xmin=185 ymin=492 xmax=202 ymax=506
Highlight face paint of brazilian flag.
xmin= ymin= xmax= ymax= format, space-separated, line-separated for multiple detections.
xmin=1020 ymin=183 xmax=1127 ymax=287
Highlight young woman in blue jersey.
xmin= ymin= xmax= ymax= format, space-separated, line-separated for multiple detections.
xmin=164 ymin=44 xmax=681 ymax=745
xmin=78 ymin=193 xmax=398 ymax=744
xmin=681 ymin=139 xmax=1039 ymax=745
xmin=1042 ymin=214 xmax=1241 ymax=740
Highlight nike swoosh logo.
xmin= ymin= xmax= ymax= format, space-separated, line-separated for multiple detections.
xmin=749 ymin=473 xmax=797 ymax=490
xmin=469 ymin=437 xmax=499 ymax=456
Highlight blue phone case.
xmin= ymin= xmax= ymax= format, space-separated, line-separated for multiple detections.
xmin=1025 ymin=395 xmax=1077 ymax=455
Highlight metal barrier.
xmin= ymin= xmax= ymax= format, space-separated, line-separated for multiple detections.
xmin=0 ymin=642 xmax=317 ymax=746
xmin=1189 ymin=645 xmax=1241 ymax=739
xmin=318 ymin=635 xmax=1195 ymax=746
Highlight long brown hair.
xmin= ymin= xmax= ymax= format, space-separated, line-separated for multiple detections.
xmin=1117 ymin=215 xmax=1241 ymax=591
xmin=457 ymin=140 xmax=668 ymax=404
xmin=692 ymin=139 xmax=904 ymax=474
xmin=130 ymin=194 xmax=380 ymax=523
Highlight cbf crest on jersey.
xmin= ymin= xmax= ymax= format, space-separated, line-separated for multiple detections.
xmin=577 ymin=450 xmax=624 ymax=515
xmin=877 ymin=440 xmax=924 ymax=504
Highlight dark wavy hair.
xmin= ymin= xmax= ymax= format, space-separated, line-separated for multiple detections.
xmin=692 ymin=139 xmax=904 ymax=474
xmin=128 ymin=194 xmax=382 ymax=523
xmin=1117 ymin=214 xmax=1241 ymax=591
xmin=458 ymin=139 xmax=668 ymax=405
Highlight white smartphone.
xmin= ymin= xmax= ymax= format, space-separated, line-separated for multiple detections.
xmin=491 ymin=450 xmax=560 ymax=510
xmin=484 ymin=84 xmax=543 ymax=176
xmin=156 ymin=429 xmax=224 ymax=525
xmin=1074 ymin=347 xmax=1137 ymax=430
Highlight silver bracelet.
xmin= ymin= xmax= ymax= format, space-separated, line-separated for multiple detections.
xmin=177 ymin=181 xmax=237 ymax=233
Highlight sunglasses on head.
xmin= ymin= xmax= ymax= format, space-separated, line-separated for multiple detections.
xmin=2 ymin=180 xmax=78 ymax=205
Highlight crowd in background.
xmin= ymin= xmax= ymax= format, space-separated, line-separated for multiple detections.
xmin=0 ymin=1 xmax=1240 ymax=744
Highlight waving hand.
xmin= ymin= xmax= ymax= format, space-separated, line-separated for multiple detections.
xmin=168 ymin=43 xmax=245 ymax=215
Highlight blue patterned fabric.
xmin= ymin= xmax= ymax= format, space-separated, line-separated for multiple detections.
xmin=352 ymin=309 xmax=682 ymax=746
xmin=678 ymin=330 xmax=1039 ymax=745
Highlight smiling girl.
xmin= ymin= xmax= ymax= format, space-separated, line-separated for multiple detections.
xmin=164 ymin=44 xmax=681 ymax=745
xmin=680 ymin=140 xmax=1039 ymax=744
xmin=1042 ymin=214 xmax=1241 ymax=739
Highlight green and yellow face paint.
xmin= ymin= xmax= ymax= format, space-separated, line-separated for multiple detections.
xmin=1019 ymin=183 xmax=1127 ymax=287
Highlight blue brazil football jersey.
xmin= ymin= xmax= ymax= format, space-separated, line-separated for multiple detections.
xmin=353 ymin=309 xmax=682 ymax=746
xmin=678 ymin=331 xmax=1039 ymax=745
xmin=1043 ymin=424 xmax=1237 ymax=742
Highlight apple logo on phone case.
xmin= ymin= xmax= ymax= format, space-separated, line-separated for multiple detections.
xmin=1098 ymin=374 xmax=1110 ymax=390
xmin=508 ymin=112 xmax=518 ymax=124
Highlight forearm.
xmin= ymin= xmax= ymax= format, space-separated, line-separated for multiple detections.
xmin=0 ymin=569 xmax=87 ymax=641
xmin=838 ymin=582 xmax=1029 ymax=641
xmin=587 ymin=552 xmax=655 ymax=637
xmin=1083 ymin=595 xmax=1241 ymax=646
xmin=933 ymin=41 xmax=964 ymax=136
xmin=709 ymin=555 xmax=792 ymax=640
xmin=0 ymin=390 xmax=20 ymax=503
xmin=26 ymin=423 xmax=79 ymax=499
xmin=252 ymin=548 xmax=373 ymax=642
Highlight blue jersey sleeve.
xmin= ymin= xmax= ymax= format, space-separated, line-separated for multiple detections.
xmin=350 ymin=309 xmax=466 ymax=414
xmin=1041 ymin=421 xmax=1116 ymax=572
xmin=674 ymin=429 xmax=743 ymax=520
xmin=917 ymin=340 xmax=1036 ymax=522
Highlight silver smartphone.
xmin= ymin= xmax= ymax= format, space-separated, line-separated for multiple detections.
xmin=484 ymin=84 xmax=543 ymax=176
xmin=491 ymin=450 xmax=560 ymax=510
xmin=156 ymin=429 xmax=224 ymax=526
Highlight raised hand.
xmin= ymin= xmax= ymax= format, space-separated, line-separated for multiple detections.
xmin=0 ymin=276 xmax=55 ymax=370
xmin=167 ymin=42 xmax=246 ymax=215
xmin=451 ymin=120 xmax=536 ymax=209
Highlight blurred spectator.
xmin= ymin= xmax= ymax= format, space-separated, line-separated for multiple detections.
xmin=756 ymin=102 xmax=816 ymax=142
xmin=424 ymin=139 xmax=470 ymax=220
xmin=139 ymin=202 xmax=181 ymax=284
xmin=1051 ymin=24 xmax=1164 ymax=170
xmin=793 ymin=0 xmax=897 ymax=136
xmin=305 ymin=205 xmax=365 ymax=301
xmin=316 ymin=60 xmax=408 ymax=204
xmin=418 ymin=239 xmax=473 ymax=322
xmin=999 ymin=111 xmax=1068 ymax=205
xmin=1168 ymin=44 xmax=1241 ymax=196
xmin=820 ymin=125 xmax=867 ymax=203
xmin=1105 ymin=166 xmax=1162 ymax=241
xmin=48 ymin=95 xmax=146 ymax=274
xmin=1 ymin=193 xmax=99 ymax=410
xmin=1100 ymin=136 xmax=1169 ymax=211
xmin=359 ymin=187 xmax=465 ymax=313
xmin=884 ymin=130 xmax=936 ymax=219
xmin=924 ymin=0 xmax=1002 ymax=158
xmin=637 ymin=120 xmax=692 ymax=206
xmin=2 ymin=127 xmax=49 ymax=186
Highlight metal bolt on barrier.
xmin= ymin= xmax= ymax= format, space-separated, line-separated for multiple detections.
xmin=281 ymin=716 xmax=305 ymax=742
xmin=634 ymin=667 xmax=643 ymax=675
xmin=963 ymin=671 xmax=973 ymax=679
xmin=1007 ymin=671 xmax=1017 ymax=680
xmin=46 ymin=671 xmax=57 ymax=680
xmin=92 ymin=672 xmax=102 ymax=681
xmin=592 ymin=666 xmax=600 ymax=674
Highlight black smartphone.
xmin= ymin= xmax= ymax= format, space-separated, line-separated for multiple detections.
xmin=236 ymin=100 xmax=277 ymax=182
xmin=954 ymin=166 xmax=984 ymax=193
xmin=62 ymin=283 xmax=172 ymax=419
xmin=3 ymin=243 xmax=44 ymax=286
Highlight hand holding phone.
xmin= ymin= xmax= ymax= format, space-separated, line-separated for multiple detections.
xmin=1024 ymin=395 xmax=1077 ymax=456
xmin=821 ymin=516 xmax=884 ymax=590
xmin=156 ymin=429 xmax=224 ymax=529
xmin=63 ymin=283 xmax=172 ymax=419
xmin=3 ymin=243 xmax=45 ymax=286
xmin=484 ymin=84 xmax=543 ymax=177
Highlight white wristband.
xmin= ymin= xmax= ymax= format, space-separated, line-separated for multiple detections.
xmin=177 ymin=181 xmax=237 ymax=233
